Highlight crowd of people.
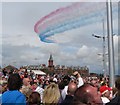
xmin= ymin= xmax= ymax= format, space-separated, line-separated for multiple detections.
xmin=0 ymin=69 xmax=120 ymax=105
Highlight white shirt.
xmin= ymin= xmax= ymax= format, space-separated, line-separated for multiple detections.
xmin=101 ymin=97 xmax=110 ymax=104
xmin=77 ymin=77 xmax=84 ymax=87
xmin=35 ymin=86 xmax=44 ymax=102
xmin=53 ymin=78 xmax=57 ymax=82
xmin=61 ymin=86 xmax=68 ymax=100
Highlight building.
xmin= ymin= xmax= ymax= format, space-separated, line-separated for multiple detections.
xmin=21 ymin=54 xmax=89 ymax=76
xmin=48 ymin=54 xmax=54 ymax=71
xmin=47 ymin=54 xmax=89 ymax=76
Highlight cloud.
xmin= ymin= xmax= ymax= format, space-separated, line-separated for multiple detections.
xmin=2 ymin=33 xmax=41 ymax=47
xmin=2 ymin=42 xmax=61 ymax=67
xmin=76 ymin=45 xmax=100 ymax=64
xmin=1 ymin=2 xmax=119 ymax=74
xmin=77 ymin=45 xmax=90 ymax=58
xmin=48 ymin=21 xmax=103 ymax=46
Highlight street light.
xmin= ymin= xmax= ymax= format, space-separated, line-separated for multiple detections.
xmin=92 ymin=33 xmax=107 ymax=79
xmin=92 ymin=19 xmax=107 ymax=79
xmin=92 ymin=34 xmax=103 ymax=38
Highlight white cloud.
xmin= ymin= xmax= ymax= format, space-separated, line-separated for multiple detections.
xmin=2 ymin=34 xmax=40 ymax=47
xmin=1 ymin=2 xmax=119 ymax=74
xmin=76 ymin=45 xmax=100 ymax=64
xmin=77 ymin=45 xmax=89 ymax=58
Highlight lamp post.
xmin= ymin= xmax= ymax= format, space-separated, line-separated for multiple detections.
xmin=92 ymin=33 xmax=107 ymax=79
xmin=92 ymin=18 xmax=107 ymax=79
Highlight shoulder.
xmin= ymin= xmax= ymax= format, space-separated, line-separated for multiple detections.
xmin=2 ymin=90 xmax=26 ymax=104
xmin=15 ymin=91 xmax=26 ymax=98
xmin=2 ymin=90 xmax=25 ymax=97
xmin=106 ymin=96 xmax=120 ymax=105
xmin=2 ymin=90 xmax=10 ymax=96
xmin=15 ymin=91 xmax=26 ymax=103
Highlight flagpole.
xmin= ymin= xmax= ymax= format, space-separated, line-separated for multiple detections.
xmin=106 ymin=0 xmax=115 ymax=88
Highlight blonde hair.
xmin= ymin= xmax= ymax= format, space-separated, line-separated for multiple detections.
xmin=20 ymin=86 xmax=32 ymax=101
xmin=43 ymin=83 xmax=60 ymax=105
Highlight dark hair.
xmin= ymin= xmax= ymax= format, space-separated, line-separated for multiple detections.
xmin=28 ymin=91 xmax=41 ymax=105
xmin=8 ymin=73 xmax=22 ymax=90
xmin=58 ymin=81 xmax=65 ymax=90
xmin=115 ymin=77 xmax=120 ymax=90
xmin=63 ymin=75 xmax=71 ymax=86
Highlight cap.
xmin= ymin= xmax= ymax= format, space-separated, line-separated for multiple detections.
xmin=100 ymin=85 xmax=112 ymax=95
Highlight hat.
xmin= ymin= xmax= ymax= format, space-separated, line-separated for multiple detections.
xmin=100 ymin=86 xmax=112 ymax=95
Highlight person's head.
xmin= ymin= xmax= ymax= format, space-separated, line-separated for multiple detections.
xmin=31 ymin=82 xmax=38 ymax=90
xmin=67 ymin=81 xmax=77 ymax=96
xmin=23 ymin=78 xmax=30 ymax=86
xmin=73 ymin=71 xmax=80 ymax=78
xmin=45 ymin=80 xmax=50 ymax=85
xmin=1 ymin=81 xmax=8 ymax=93
xmin=75 ymin=84 xmax=103 ymax=105
xmin=63 ymin=75 xmax=71 ymax=86
xmin=20 ymin=86 xmax=32 ymax=101
xmin=115 ymin=77 xmax=120 ymax=96
xmin=112 ymin=87 xmax=118 ymax=96
xmin=28 ymin=91 xmax=41 ymax=105
xmin=115 ymin=77 xmax=120 ymax=90
xmin=58 ymin=81 xmax=65 ymax=90
xmin=43 ymin=83 xmax=60 ymax=104
xmin=8 ymin=73 xmax=22 ymax=90
xmin=70 ymin=98 xmax=87 ymax=105
xmin=90 ymin=79 xmax=99 ymax=88
xmin=0 ymin=85 xmax=2 ymax=94
xmin=100 ymin=85 xmax=111 ymax=98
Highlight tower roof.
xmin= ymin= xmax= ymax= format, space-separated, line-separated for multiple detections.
xmin=49 ymin=54 xmax=53 ymax=60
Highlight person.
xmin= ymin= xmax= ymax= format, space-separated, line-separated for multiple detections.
xmin=42 ymin=83 xmax=60 ymax=105
xmin=20 ymin=77 xmax=31 ymax=94
xmin=90 ymin=78 xmax=100 ymax=89
xmin=42 ymin=80 xmax=50 ymax=89
xmin=1 ymin=80 xmax=7 ymax=94
xmin=60 ymin=81 xmax=77 ymax=105
xmin=20 ymin=84 xmax=33 ymax=103
xmin=53 ymin=74 xmax=58 ymax=83
xmin=74 ymin=83 xmax=103 ymax=105
xmin=22 ymin=77 xmax=31 ymax=87
xmin=31 ymin=82 xmax=44 ymax=103
xmin=2 ymin=73 xmax=26 ymax=104
xmin=70 ymin=98 xmax=87 ymax=105
xmin=61 ymin=75 xmax=71 ymax=100
xmin=28 ymin=91 xmax=41 ymax=105
xmin=0 ymin=85 xmax=2 ymax=104
xmin=100 ymin=85 xmax=112 ymax=104
xmin=106 ymin=77 xmax=120 ymax=105
xmin=58 ymin=80 xmax=66 ymax=103
xmin=73 ymin=71 xmax=84 ymax=88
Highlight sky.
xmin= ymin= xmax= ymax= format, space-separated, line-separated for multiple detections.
xmin=0 ymin=0 xmax=119 ymax=74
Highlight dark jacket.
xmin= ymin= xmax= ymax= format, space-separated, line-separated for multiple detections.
xmin=60 ymin=95 xmax=74 ymax=105
xmin=106 ymin=96 xmax=120 ymax=105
